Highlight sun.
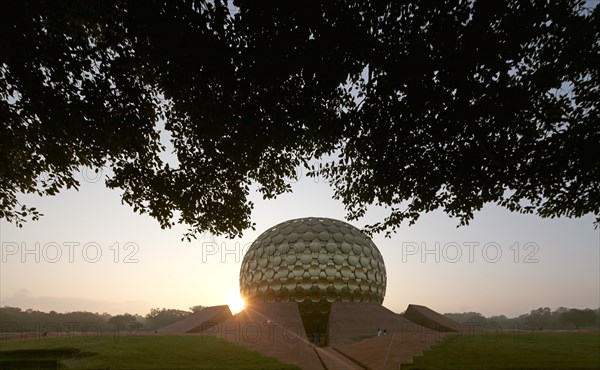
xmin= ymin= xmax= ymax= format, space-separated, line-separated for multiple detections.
xmin=227 ymin=289 xmax=246 ymax=315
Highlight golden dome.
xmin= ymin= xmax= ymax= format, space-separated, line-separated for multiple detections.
xmin=240 ymin=217 xmax=386 ymax=314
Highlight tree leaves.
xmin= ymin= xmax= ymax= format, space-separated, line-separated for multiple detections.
xmin=1 ymin=0 xmax=598 ymax=238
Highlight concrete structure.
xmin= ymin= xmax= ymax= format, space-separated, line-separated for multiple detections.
xmin=239 ymin=217 xmax=387 ymax=337
xmin=161 ymin=217 xmax=464 ymax=369
xmin=188 ymin=301 xmax=459 ymax=369
xmin=240 ymin=217 xmax=387 ymax=307
xmin=201 ymin=302 xmax=324 ymax=370
xmin=327 ymin=302 xmax=436 ymax=345
xmin=157 ymin=305 xmax=232 ymax=334
xmin=404 ymin=303 xmax=466 ymax=332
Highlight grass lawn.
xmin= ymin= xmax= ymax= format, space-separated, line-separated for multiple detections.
xmin=404 ymin=331 xmax=600 ymax=370
xmin=0 ymin=334 xmax=300 ymax=369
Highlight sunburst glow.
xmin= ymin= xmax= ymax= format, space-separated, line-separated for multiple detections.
xmin=227 ymin=289 xmax=246 ymax=315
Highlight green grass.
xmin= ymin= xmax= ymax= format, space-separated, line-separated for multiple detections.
xmin=0 ymin=334 xmax=301 ymax=369
xmin=404 ymin=331 xmax=600 ymax=370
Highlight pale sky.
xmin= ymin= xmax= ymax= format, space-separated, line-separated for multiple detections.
xmin=1 ymin=160 xmax=598 ymax=318
xmin=2 ymin=1 xmax=599 ymax=321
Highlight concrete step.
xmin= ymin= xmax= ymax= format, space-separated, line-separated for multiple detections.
xmin=157 ymin=305 xmax=232 ymax=334
xmin=202 ymin=302 xmax=324 ymax=370
xmin=315 ymin=346 xmax=364 ymax=370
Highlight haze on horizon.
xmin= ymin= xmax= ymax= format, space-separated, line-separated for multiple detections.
xmin=1 ymin=165 xmax=598 ymax=319
xmin=1 ymin=0 xmax=599 ymax=321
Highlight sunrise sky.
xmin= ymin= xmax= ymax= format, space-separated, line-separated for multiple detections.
xmin=1 ymin=160 xmax=598 ymax=318
xmin=2 ymin=0 xmax=599 ymax=322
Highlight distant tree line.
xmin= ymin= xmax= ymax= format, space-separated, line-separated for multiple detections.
xmin=444 ymin=307 xmax=600 ymax=330
xmin=0 ymin=305 xmax=205 ymax=333
xmin=2 ymin=305 xmax=597 ymax=333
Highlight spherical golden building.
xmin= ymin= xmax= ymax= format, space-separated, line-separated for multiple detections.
xmin=239 ymin=217 xmax=387 ymax=316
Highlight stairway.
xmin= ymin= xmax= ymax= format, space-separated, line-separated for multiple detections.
xmin=331 ymin=330 xmax=448 ymax=369
xmin=314 ymin=346 xmax=364 ymax=370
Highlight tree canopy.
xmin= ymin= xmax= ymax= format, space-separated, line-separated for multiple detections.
xmin=145 ymin=307 xmax=191 ymax=329
xmin=444 ymin=306 xmax=600 ymax=330
xmin=1 ymin=0 xmax=598 ymax=238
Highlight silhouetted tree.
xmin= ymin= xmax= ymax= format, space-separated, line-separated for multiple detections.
xmin=108 ymin=313 xmax=144 ymax=330
xmin=145 ymin=308 xmax=190 ymax=329
xmin=559 ymin=308 xmax=599 ymax=329
xmin=528 ymin=307 xmax=554 ymax=329
xmin=0 ymin=306 xmax=113 ymax=332
xmin=189 ymin=305 xmax=206 ymax=313
xmin=445 ymin=306 xmax=600 ymax=330
xmin=2 ymin=0 xmax=598 ymax=238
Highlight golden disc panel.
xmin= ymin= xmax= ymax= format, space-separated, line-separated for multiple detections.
xmin=240 ymin=217 xmax=387 ymax=312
